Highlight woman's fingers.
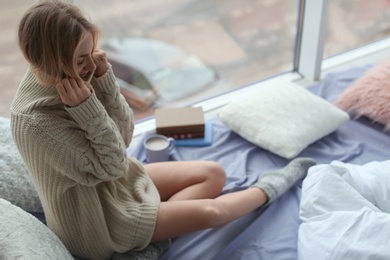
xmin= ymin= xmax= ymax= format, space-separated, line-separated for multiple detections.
xmin=62 ymin=77 xmax=78 ymax=91
xmin=93 ymin=49 xmax=107 ymax=61
xmin=77 ymin=78 xmax=92 ymax=94
xmin=56 ymin=78 xmax=92 ymax=107
xmin=56 ymin=82 xmax=67 ymax=95
xmin=93 ymin=49 xmax=109 ymax=77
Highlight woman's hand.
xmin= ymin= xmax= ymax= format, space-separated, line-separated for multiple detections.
xmin=56 ymin=78 xmax=92 ymax=107
xmin=93 ymin=49 xmax=109 ymax=78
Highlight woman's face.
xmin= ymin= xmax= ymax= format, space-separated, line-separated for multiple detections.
xmin=75 ymin=32 xmax=96 ymax=81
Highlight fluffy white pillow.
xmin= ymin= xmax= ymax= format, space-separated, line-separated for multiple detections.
xmin=0 ymin=198 xmax=73 ymax=259
xmin=0 ymin=117 xmax=43 ymax=213
xmin=218 ymin=81 xmax=350 ymax=159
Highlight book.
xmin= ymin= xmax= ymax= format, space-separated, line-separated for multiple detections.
xmin=163 ymin=131 xmax=205 ymax=140
xmin=155 ymin=107 xmax=205 ymax=135
xmin=175 ymin=122 xmax=213 ymax=147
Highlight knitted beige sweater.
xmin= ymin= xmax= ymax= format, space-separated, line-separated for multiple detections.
xmin=10 ymin=67 xmax=160 ymax=259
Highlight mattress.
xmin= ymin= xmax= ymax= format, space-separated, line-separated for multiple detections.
xmin=128 ymin=64 xmax=390 ymax=260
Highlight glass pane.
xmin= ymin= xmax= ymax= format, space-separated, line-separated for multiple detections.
xmin=1 ymin=1 xmax=298 ymax=120
xmin=75 ymin=0 xmax=299 ymax=121
xmin=0 ymin=1 xmax=34 ymax=118
xmin=325 ymin=0 xmax=390 ymax=58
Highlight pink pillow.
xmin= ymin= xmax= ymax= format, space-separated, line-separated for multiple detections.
xmin=334 ymin=60 xmax=390 ymax=131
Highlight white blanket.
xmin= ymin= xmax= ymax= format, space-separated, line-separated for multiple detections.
xmin=298 ymin=160 xmax=390 ymax=260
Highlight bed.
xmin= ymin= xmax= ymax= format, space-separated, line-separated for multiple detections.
xmin=128 ymin=63 xmax=390 ymax=260
xmin=1 ymin=62 xmax=390 ymax=259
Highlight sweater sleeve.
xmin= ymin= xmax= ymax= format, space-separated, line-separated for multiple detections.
xmin=62 ymin=91 xmax=130 ymax=185
xmin=90 ymin=66 xmax=134 ymax=147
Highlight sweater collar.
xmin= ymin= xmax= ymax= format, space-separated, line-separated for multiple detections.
xmin=12 ymin=67 xmax=64 ymax=114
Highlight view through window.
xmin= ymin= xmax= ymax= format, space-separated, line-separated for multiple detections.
xmin=74 ymin=0 xmax=299 ymax=121
xmin=0 ymin=1 xmax=33 ymax=118
xmin=2 ymin=1 xmax=390 ymax=121
xmin=325 ymin=0 xmax=390 ymax=58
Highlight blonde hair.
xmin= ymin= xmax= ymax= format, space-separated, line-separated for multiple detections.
xmin=18 ymin=0 xmax=100 ymax=85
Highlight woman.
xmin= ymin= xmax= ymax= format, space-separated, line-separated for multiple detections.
xmin=12 ymin=0 xmax=316 ymax=259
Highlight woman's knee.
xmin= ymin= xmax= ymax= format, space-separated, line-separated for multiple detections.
xmin=202 ymin=161 xmax=226 ymax=188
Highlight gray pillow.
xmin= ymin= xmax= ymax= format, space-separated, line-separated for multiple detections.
xmin=112 ymin=240 xmax=171 ymax=260
xmin=0 ymin=198 xmax=73 ymax=259
xmin=0 ymin=117 xmax=43 ymax=213
xmin=1 ymin=117 xmax=170 ymax=259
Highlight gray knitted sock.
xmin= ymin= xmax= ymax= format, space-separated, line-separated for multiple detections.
xmin=253 ymin=157 xmax=316 ymax=205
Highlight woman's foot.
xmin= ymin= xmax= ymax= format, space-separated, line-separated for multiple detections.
xmin=253 ymin=157 xmax=316 ymax=204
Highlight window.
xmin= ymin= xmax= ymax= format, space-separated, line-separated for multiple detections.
xmin=3 ymin=0 xmax=390 ymax=122
xmin=0 ymin=1 xmax=32 ymax=118
xmin=74 ymin=0 xmax=299 ymax=121
xmin=325 ymin=0 xmax=390 ymax=58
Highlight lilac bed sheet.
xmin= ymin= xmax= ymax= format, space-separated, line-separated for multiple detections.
xmin=128 ymin=64 xmax=390 ymax=260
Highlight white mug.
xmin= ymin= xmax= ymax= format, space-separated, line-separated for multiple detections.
xmin=144 ymin=134 xmax=175 ymax=163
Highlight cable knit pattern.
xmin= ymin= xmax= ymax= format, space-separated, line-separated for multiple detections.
xmin=10 ymin=67 xmax=160 ymax=259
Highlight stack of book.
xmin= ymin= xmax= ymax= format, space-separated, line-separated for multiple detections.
xmin=155 ymin=107 xmax=213 ymax=146
xmin=155 ymin=107 xmax=205 ymax=139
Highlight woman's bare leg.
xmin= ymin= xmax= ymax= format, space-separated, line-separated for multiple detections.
xmin=151 ymin=187 xmax=267 ymax=242
xmin=144 ymin=161 xmax=226 ymax=201
xmin=148 ymin=157 xmax=316 ymax=242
